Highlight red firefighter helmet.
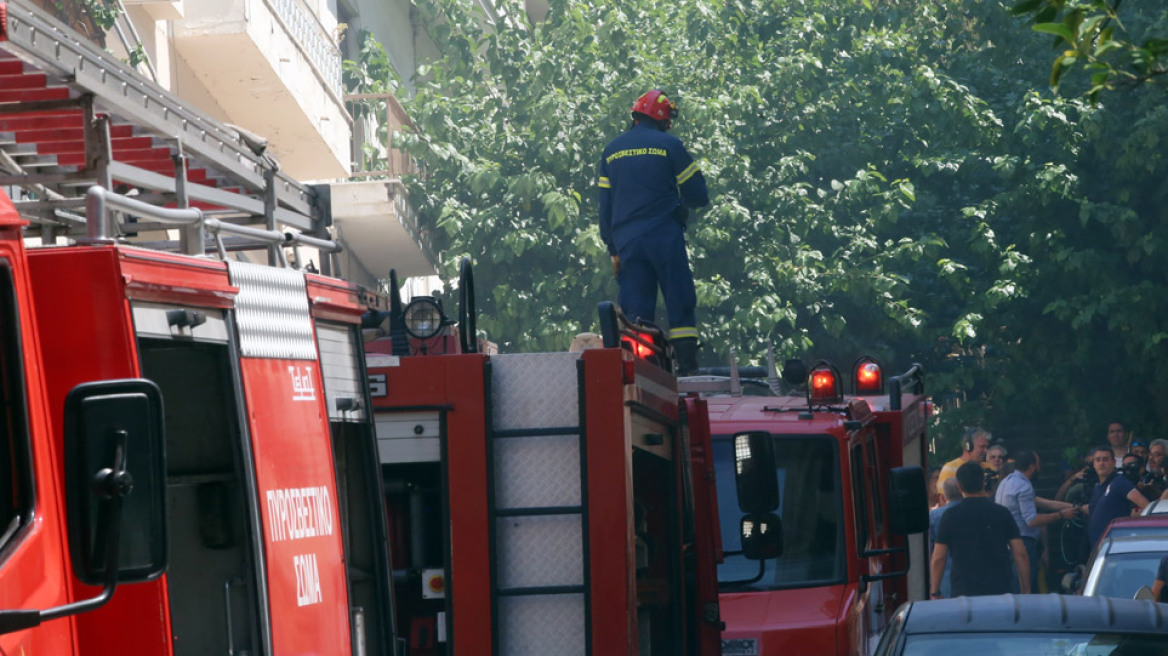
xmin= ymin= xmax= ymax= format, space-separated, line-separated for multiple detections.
xmin=631 ymin=90 xmax=678 ymax=129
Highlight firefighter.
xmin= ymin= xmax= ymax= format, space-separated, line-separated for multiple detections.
xmin=598 ymin=89 xmax=709 ymax=375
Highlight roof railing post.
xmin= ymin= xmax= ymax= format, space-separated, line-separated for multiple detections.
xmin=96 ymin=117 xmax=113 ymax=193
xmin=263 ymin=167 xmax=279 ymax=267
xmin=85 ymin=186 xmax=112 ymax=243
xmin=83 ymin=96 xmax=113 ymax=193
xmin=172 ymin=145 xmax=204 ymax=256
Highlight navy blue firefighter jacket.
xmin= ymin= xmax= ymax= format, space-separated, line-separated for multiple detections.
xmin=598 ymin=123 xmax=709 ymax=256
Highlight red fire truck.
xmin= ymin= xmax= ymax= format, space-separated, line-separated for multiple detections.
xmin=682 ymin=359 xmax=930 ymax=656
xmin=365 ymin=298 xmax=724 ymax=654
xmin=0 ymin=183 xmax=397 ymax=654
xmin=2 ymin=1 xmax=407 ymax=649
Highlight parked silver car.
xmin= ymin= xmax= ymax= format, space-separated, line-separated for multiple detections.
xmin=1081 ymin=535 xmax=1168 ymax=600
xmin=874 ymin=594 xmax=1168 ymax=655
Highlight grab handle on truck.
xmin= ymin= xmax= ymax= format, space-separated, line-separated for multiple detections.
xmin=459 ymin=257 xmax=477 ymax=354
xmin=887 ymin=363 xmax=924 ymax=411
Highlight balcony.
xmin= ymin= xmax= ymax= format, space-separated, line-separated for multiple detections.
xmin=171 ymin=0 xmax=349 ymax=180
xmin=329 ymin=91 xmax=437 ymax=287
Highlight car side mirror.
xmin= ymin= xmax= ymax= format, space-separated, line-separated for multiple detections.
xmin=740 ymin=513 xmax=783 ymax=560
xmin=733 ymin=431 xmax=779 ymax=514
xmin=65 ymin=379 xmax=168 ymax=584
xmin=888 ymin=466 xmax=928 ymax=535
xmin=0 ymin=379 xmax=167 ymax=636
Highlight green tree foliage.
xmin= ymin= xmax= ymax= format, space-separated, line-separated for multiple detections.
xmin=1011 ymin=0 xmax=1168 ymax=98
xmin=389 ymin=0 xmax=1168 ymax=456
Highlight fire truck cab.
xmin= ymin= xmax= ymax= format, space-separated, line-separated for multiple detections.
xmin=684 ymin=360 xmax=929 ymax=656
xmin=365 ymin=301 xmax=724 ymax=655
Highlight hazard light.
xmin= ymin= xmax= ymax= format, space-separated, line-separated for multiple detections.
xmin=621 ymin=336 xmax=654 ymax=360
xmin=597 ymin=301 xmax=670 ymax=372
xmin=852 ymin=356 xmax=883 ymax=395
xmin=807 ymin=361 xmax=843 ymax=405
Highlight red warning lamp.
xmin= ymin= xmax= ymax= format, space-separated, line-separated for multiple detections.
xmin=853 ymin=357 xmax=883 ymax=395
xmin=807 ymin=361 xmax=843 ymax=405
xmin=622 ymin=336 xmax=654 ymax=360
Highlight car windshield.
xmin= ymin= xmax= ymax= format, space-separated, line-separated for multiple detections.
xmin=1090 ymin=551 xmax=1168 ymax=599
xmin=713 ymin=435 xmax=843 ymax=590
xmin=901 ymin=633 xmax=1168 ymax=656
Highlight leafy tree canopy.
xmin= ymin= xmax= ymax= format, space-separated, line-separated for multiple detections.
xmin=1011 ymin=0 xmax=1168 ymax=99
xmin=384 ymin=0 xmax=1168 ymax=459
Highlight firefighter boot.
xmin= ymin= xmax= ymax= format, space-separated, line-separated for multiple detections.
xmin=673 ymin=337 xmax=699 ymax=376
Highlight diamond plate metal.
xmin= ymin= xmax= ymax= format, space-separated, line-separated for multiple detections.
xmin=494 ymin=435 xmax=581 ymax=509
xmin=490 ymin=353 xmax=580 ymax=431
xmin=228 ymin=261 xmax=317 ymax=360
xmin=498 ymin=594 xmax=586 ymax=656
xmin=496 ymin=515 xmax=583 ymax=589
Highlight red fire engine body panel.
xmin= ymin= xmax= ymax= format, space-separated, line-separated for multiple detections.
xmin=0 ymin=192 xmax=77 ymax=656
xmin=241 ymin=357 xmax=352 ymax=653
xmin=367 ymin=353 xmax=494 ymax=650
xmin=369 ymin=346 xmax=722 ymax=655
xmin=580 ymin=349 xmax=639 ymax=652
xmin=27 ymin=246 xmax=173 ymax=656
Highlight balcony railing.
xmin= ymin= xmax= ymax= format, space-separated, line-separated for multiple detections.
xmin=268 ymin=0 xmax=342 ymax=96
xmin=345 ymin=92 xmax=417 ymax=180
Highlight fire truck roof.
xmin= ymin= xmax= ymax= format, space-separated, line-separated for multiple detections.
xmin=702 ymin=393 xmax=875 ymax=432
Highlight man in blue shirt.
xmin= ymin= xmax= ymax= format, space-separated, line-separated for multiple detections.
xmin=1153 ymin=555 xmax=1168 ymax=602
xmin=599 ymin=90 xmax=709 ymax=374
xmin=928 ymin=477 xmax=961 ymax=597
xmin=994 ymin=450 xmax=1077 ymax=593
xmin=1085 ymin=445 xmax=1149 ymax=548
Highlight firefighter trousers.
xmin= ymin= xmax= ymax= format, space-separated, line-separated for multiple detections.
xmin=617 ymin=224 xmax=697 ymax=340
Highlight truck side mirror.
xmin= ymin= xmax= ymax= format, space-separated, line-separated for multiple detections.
xmin=0 ymin=379 xmax=167 ymax=636
xmin=887 ymin=466 xmax=928 ymax=535
xmin=740 ymin=513 xmax=783 ymax=560
xmin=733 ymin=431 xmax=779 ymax=514
xmin=65 ymin=379 xmax=168 ymax=584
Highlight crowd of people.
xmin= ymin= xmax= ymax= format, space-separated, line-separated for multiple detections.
xmin=927 ymin=422 xmax=1168 ymax=600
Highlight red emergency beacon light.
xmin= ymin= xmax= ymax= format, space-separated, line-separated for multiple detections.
xmin=622 ymin=335 xmax=655 ymax=360
xmin=807 ymin=361 xmax=843 ymax=405
xmin=599 ymin=301 xmax=673 ymax=373
xmin=852 ymin=356 xmax=883 ymax=395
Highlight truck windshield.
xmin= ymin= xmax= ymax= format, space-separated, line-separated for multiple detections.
xmin=713 ymin=435 xmax=844 ymax=590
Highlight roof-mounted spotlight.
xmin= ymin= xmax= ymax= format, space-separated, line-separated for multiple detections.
xmin=403 ymin=296 xmax=446 ymax=340
xmin=781 ymin=359 xmax=809 ymax=386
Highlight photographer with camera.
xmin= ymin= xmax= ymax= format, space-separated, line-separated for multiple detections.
xmin=1141 ymin=439 xmax=1168 ymax=501
xmin=1122 ymin=453 xmax=1145 ymax=485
